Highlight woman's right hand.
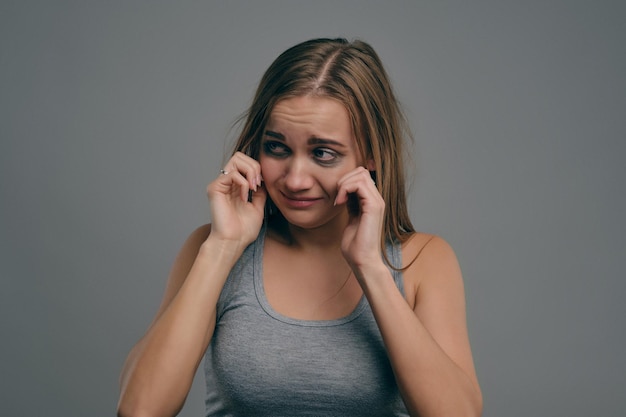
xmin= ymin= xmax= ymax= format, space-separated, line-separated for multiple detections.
xmin=206 ymin=151 xmax=266 ymax=248
xmin=118 ymin=152 xmax=264 ymax=417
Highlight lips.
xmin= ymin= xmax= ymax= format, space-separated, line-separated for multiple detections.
xmin=279 ymin=192 xmax=323 ymax=209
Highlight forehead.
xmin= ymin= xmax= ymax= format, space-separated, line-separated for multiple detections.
xmin=267 ymin=96 xmax=353 ymax=136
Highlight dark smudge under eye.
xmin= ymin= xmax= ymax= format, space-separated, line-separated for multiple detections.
xmin=262 ymin=139 xmax=343 ymax=166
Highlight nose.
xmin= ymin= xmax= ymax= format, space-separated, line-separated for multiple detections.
xmin=283 ymin=158 xmax=314 ymax=192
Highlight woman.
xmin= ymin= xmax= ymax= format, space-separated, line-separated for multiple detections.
xmin=117 ymin=38 xmax=482 ymax=417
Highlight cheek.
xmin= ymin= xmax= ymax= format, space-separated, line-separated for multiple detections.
xmin=315 ymin=172 xmax=347 ymax=201
xmin=259 ymin=158 xmax=281 ymax=183
xmin=319 ymin=175 xmax=340 ymax=192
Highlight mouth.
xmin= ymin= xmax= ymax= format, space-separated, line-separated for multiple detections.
xmin=279 ymin=192 xmax=323 ymax=209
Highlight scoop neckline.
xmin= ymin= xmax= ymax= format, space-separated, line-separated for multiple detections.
xmin=252 ymin=224 xmax=367 ymax=327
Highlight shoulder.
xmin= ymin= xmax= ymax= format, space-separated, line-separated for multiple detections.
xmin=188 ymin=223 xmax=212 ymax=244
xmin=170 ymin=224 xmax=212 ymax=263
xmin=170 ymin=223 xmax=213 ymax=272
xmin=171 ymin=223 xmax=214 ymax=271
xmin=400 ymin=233 xmax=481 ymax=404
xmin=400 ymin=232 xmax=464 ymax=310
xmin=154 ymin=224 xmax=213 ymax=315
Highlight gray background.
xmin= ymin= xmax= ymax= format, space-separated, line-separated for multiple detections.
xmin=1 ymin=1 xmax=624 ymax=416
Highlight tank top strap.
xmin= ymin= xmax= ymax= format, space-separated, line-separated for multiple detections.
xmin=385 ymin=238 xmax=405 ymax=297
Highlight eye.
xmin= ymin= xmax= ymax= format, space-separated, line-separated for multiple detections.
xmin=312 ymin=148 xmax=339 ymax=164
xmin=262 ymin=141 xmax=290 ymax=157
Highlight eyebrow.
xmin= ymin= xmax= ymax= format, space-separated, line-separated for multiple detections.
xmin=264 ymin=130 xmax=347 ymax=148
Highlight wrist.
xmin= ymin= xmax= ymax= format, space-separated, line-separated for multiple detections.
xmin=199 ymin=236 xmax=248 ymax=265
xmin=352 ymin=261 xmax=391 ymax=287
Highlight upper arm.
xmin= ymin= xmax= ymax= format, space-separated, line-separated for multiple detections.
xmin=152 ymin=224 xmax=212 ymax=322
xmin=403 ymin=234 xmax=480 ymax=391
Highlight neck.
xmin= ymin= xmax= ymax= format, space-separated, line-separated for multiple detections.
xmin=268 ymin=211 xmax=349 ymax=252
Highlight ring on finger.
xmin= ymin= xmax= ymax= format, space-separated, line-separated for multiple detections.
xmin=220 ymin=168 xmax=229 ymax=175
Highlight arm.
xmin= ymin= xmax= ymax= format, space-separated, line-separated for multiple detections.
xmin=117 ymin=152 xmax=266 ymax=417
xmin=336 ymin=167 xmax=482 ymax=417
xmin=360 ymin=236 xmax=483 ymax=417
xmin=117 ymin=226 xmax=243 ymax=417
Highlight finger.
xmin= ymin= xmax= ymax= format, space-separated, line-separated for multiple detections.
xmin=336 ymin=167 xmax=375 ymax=191
xmin=208 ymin=168 xmax=254 ymax=203
xmin=224 ymin=153 xmax=262 ymax=192
xmin=335 ymin=167 xmax=378 ymax=206
xmin=249 ymin=184 xmax=267 ymax=212
xmin=228 ymin=170 xmax=255 ymax=202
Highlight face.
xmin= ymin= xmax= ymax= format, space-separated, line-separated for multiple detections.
xmin=260 ymin=95 xmax=362 ymax=230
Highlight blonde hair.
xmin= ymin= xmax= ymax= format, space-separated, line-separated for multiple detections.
xmin=233 ymin=38 xmax=415 ymax=254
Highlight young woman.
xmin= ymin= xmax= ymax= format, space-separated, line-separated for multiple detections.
xmin=117 ymin=38 xmax=482 ymax=417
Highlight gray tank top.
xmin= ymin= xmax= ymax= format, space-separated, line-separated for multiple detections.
xmin=204 ymin=224 xmax=409 ymax=416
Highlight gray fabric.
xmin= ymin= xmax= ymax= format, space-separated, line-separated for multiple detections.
xmin=204 ymin=224 xmax=409 ymax=416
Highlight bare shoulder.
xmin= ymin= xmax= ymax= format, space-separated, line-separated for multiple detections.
xmin=168 ymin=223 xmax=212 ymax=282
xmin=153 ymin=224 xmax=212 ymax=318
xmin=401 ymin=232 xmax=464 ymax=310
xmin=180 ymin=224 xmax=212 ymax=255
xmin=402 ymin=232 xmax=481 ymax=399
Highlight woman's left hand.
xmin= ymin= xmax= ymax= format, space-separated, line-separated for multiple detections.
xmin=335 ymin=167 xmax=386 ymax=275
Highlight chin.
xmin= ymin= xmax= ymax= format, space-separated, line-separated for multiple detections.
xmin=274 ymin=207 xmax=347 ymax=232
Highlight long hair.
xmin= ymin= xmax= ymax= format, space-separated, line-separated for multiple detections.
xmin=232 ymin=38 xmax=416 ymax=260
